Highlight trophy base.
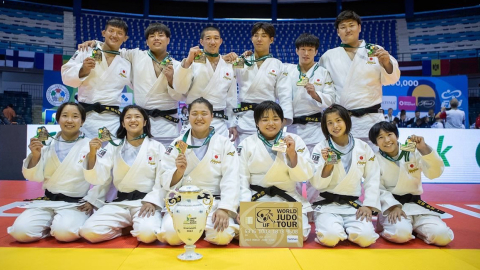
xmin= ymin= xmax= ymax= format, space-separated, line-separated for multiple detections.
xmin=177 ymin=245 xmax=202 ymax=261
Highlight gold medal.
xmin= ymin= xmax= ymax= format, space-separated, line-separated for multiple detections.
xmin=175 ymin=140 xmax=188 ymax=154
xmin=232 ymin=57 xmax=245 ymax=69
xmin=326 ymin=150 xmax=338 ymax=164
xmin=98 ymin=127 xmax=113 ymax=143
xmin=194 ymin=52 xmax=206 ymax=64
xmin=36 ymin=126 xmax=50 ymax=142
xmin=271 ymin=138 xmax=287 ymax=152
xmin=91 ymin=48 xmax=102 ymax=62
xmin=400 ymin=138 xmax=416 ymax=152
xmin=296 ymin=76 xmax=309 ymax=86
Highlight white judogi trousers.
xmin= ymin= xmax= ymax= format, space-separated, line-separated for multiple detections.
xmin=314 ymin=211 xmax=379 ymax=247
xmin=377 ymin=213 xmax=453 ymax=246
xmin=8 ymin=206 xmax=89 ymax=243
xmin=80 ymin=203 xmax=162 ymax=243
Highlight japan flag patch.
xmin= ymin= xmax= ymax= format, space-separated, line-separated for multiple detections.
xmin=211 ymin=153 xmax=221 ymax=164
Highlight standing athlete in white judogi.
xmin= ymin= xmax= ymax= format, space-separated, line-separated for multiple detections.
xmin=284 ymin=33 xmax=336 ymax=203
xmin=157 ymin=98 xmax=240 ymax=245
xmin=224 ymin=23 xmax=293 ymax=145
xmin=8 ymin=103 xmax=107 ymax=242
xmin=80 ymin=106 xmax=165 ymax=243
xmin=62 ymin=18 xmax=132 ymax=138
xmin=368 ymin=121 xmax=454 ymax=246
xmin=310 ymin=104 xmax=380 ymax=247
xmin=78 ymin=23 xmax=183 ymax=146
xmin=173 ymin=26 xmax=237 ymax=141
xmin=319 ymin=10 xmax=400 ymax=149
xmin=238 ymin=101 xmax=313 ymax=239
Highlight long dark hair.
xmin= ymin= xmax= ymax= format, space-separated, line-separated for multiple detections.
xmin=116 ymin=105 xmax=152 ymax=139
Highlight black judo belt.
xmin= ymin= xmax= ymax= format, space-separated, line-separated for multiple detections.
xmin=213 ymin=110 xmax=228 ymax=120
xmin=113 ymin=190 xmax=147 ymax=202
xmin=292 ymin=112 xmax=322 ymax=125
xmin=233 ymin=102 xmax=259 ymax=113
xmin=250 ymin=185 xmax=296 ymax=202
xmin=167 ymin=194 xmax=221 ymax=205
xmin=348 ymin=104 xmax=382 ymax=118
xmin=79 ymin=102 xmax=121 ymax=115
xmin=23 ymin=189 xmax=83 ymax=203
xmin=393 ymin=194 xmax=445 ymax=214
xmin=144 ymin=108 xmax=179 ymax=123
xmin=312 ymin=192 xmax=378 ymax=216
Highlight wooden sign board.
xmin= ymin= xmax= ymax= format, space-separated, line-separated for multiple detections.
xmin=239 ymin=201 xmax=303 ymax=247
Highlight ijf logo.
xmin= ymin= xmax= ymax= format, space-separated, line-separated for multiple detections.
xmin=46 ymin=84 xmax=70 ymax=107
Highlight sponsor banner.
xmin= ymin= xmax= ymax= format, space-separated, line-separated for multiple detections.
xmin=384 ymin=76 xmax=469 ymax=127
xmin=240 ymin=202 xmax=303 ymax=247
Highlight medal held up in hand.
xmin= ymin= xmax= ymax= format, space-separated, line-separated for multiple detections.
xmin=175 ymin=140 xmax=188 ymax=154
xmin=98 ymin=127 xmax=113 ymax=143
xmin=326 ymin=150 xmax=339 ymax=165
xmin=296 ymin=76 xmax=309 ymax=86
xmin=194 ymin=51 xmax=206 ymax=64
xmin=367 ymin=44 xmax=379 ymax=57
xmin=36 ymin=126 xmax=50 ymax=142
xmin=232 ymin=57 xmax=245 ymax=69
xmin=400 ymin=137 xmax=416 ymax=152
xmin=272 ymin=137 xmax=287 ymax=152
xmin=91 ymin=48 xmax=102 ymax=62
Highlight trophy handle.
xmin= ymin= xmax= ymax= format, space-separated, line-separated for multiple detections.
xmin=165 ymin=190 xmax=180 ymax=217
xmin=200 ymin=189 xmax=214 ymax=214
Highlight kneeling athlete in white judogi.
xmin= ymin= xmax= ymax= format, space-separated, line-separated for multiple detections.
xmin=368 ymin=121 xmax=454 ymax=246
xmin=8 ymin=102 xmax=107 ymax=242
xmin=157 ymin=97 xmax=240 ymax=245
xmin=80 ymin=105 xmax=165 ymax=243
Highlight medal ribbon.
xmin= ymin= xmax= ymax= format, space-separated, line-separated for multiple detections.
xmin=242 ymin=54 xmax=273 ymax=67
xmin=204 ymin=51 xmax=219 ymax=57
xmin=35 ymin=127 xmax=85 ymax=146
xmin=182 ymin=127 xmax=215 ymax=149
xmin=257 ymin=129 xmax=283 ymax=148
xmin=147 ymin=50 xmax=172 ymax=66
xmin=327 ymin=134 xmax=355 ymax=159
xmin=340 ymin=42 xmax=376 ymax=55
xmin=297 ymin=62 xmax=320 ymax=80
xmin=96 ymin=46 xmax=120 ymax=55
xmin=379 ymin=148 xmax=410 ymax=163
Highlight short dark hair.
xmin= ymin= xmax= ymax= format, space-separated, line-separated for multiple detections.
xmin=295 ymin=33 xmax=320 ymax=50
xmin=144 ymin=23 xmax=170 ymax=39
xmin=188 ymin=97 xmax=213 ymax=114
xmin=400 ymin=109 xmax=406 ymax=116
xmin=321 ymin=104 xmax=351 ymax=140
xmin=415 ymin=110 xmax=420 ymax=113
xmin=105 ymin=17 xmax=128 ymax=35
xmin=56 ymin=102 xmax=86 ymax=122
xmin=335 ymin=10 xmax=362 ymax=29
xmin=251 ymin=22 xmax=275 ymax=38
xmin=368 ymin=121 xmax=399 ymax=145
xmin=254 ymin=101 xmax=284 ymax=126
xmin=116 ymin=105 xmax=152 ymax=139
xmin=200 ymin=26 xmax=222 ymax=39
xmin=7 ymin=104 xmax=13 ymax=108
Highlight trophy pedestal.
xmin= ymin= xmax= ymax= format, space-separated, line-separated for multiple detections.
xmin=177 ymin=245 xmax=202 ymax=261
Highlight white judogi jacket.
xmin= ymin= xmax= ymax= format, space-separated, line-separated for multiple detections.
xmin=173 ymin=58 xmax=237 ymax=137
xmin=61 ymin=46 xmax=132 ymax=138
xmin=22 ymin=134 xmax=107 ymax=209
xmin=234 ymin=57 xmax=293 ymax=133
xmin=238 ymin=132 xmax=313 ymax=214
xmin=319 ymin=41 xmax=400 ymax=138
xmin=284 ymin=63 xmax=336 ymax=148
xmin=310 ymin=138 xmax=381 ymax=214
xmin=83 ymin=137 xmax=166 ymax=208
xmin=161 ymin=131 xmax=239 ymax=214
xmin=376 ymin=148 xmax=444 ymax=216
xmin=120 ymin=49 xmax=183 ymax=139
